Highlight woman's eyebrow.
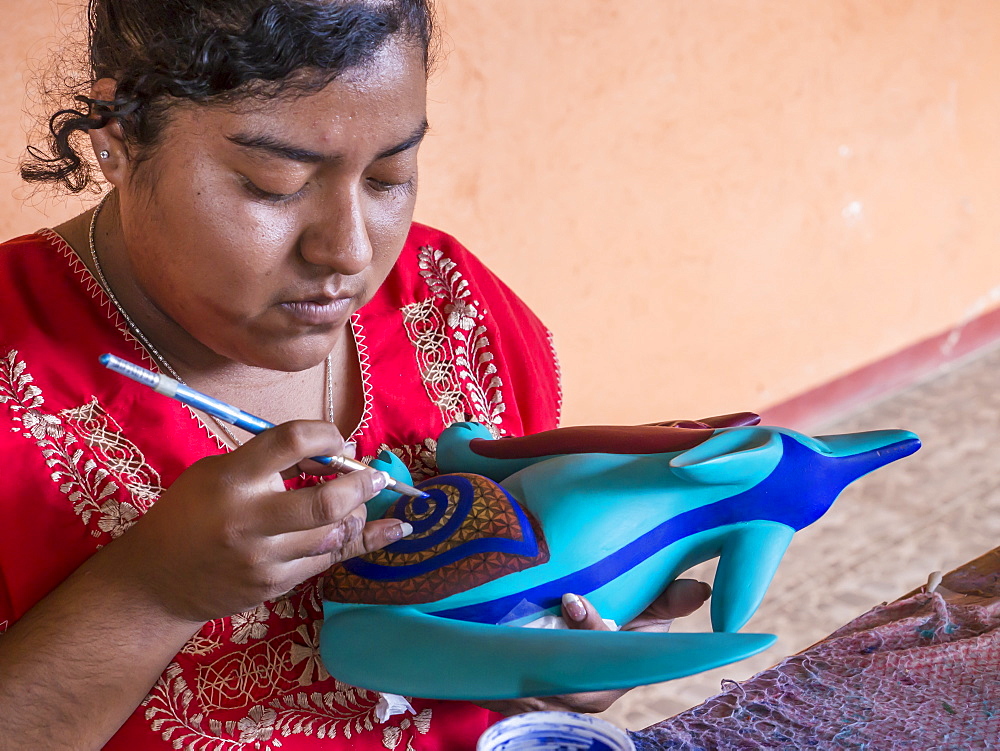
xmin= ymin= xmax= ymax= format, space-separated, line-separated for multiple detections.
xmin=377 ymin=121 xmax=429 ymax=160
xmin=225 ymin=120 xmax=429 ymax=164
xmin=225 ymin=132 xmax=326 ymax=162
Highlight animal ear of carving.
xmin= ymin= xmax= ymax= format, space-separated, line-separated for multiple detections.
xmin=437 ymin=421 xmax=538 ymax=481
xmin=367 ymin=450 xmax=416 ymax=519
xmin=669 ymin=427 xmax=782 ymax=487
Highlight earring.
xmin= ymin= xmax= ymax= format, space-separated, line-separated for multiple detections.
xmin=99 ymin=150 xmax=110 ymax=159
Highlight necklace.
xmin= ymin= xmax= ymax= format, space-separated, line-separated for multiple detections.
xmin=88 ymin=190 xmax=335 ymax=448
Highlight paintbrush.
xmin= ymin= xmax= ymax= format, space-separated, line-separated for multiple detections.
xmin=99 ymin=353 xmax=427 ymax=499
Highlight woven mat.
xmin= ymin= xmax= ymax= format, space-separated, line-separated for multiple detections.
xmin=631 ymin=549 xmax=1000 ymax=749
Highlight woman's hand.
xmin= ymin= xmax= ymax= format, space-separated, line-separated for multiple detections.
xmin=479 ymin=579 xmax=712 ymax=716
xmin=106 ymin=419 xmax=408 ymax=625
xmin=0 ymin=418 xmax=405 ymax=750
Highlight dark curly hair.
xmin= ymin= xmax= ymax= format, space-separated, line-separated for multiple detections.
xmin=21 ymin=0 xmax=436 ymax=193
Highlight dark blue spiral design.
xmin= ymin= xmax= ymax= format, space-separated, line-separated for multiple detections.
xmin=383 ymin=474 xmax=479 ymax=552
xmin=341 ymin=474 xmax=543 ymax=581
xmin=380 ymin=483 xmax=456 ymax=541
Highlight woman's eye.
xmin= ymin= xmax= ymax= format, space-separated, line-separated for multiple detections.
xmin=367 ymin=176 xmax=416 ymax=196
xmin=242 ymin=177 xmax=305 ymax=204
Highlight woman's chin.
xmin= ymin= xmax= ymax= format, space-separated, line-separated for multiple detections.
xmin=218 ymin=341 xmax=331 ymax=373
xmin=261 ymin=351 xmax=332 ymax=373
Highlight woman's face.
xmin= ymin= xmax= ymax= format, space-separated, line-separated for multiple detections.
xmin=112 ymin=38 xmax=427 ymax=372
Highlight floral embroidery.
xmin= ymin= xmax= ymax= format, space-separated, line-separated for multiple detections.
xmin=231 ymin=604 xmax=271 ymax=645
xmin=376 ymin=438 xmax=440 ymax=482
xmin=145 ymin=582 xmax=429 ymax=750
xmin=401 ymin=246 xmax=507 ymax=436
xmin=1 ymin=349 xmax=430 ymax=749
xmin=381 ymin=710 xmax=432 ymax=749
xmin=0 ymin=350 xmax=158 ymax=540
xmin=287 ymin=623 xmax=326 ymax=688
xmin=146 ymin=659 xmax=408 ymax=750
xmin=237 ymin=706 xmax=279 ymax=746
xmin=20 ymin=408 xmax=64 ymax=440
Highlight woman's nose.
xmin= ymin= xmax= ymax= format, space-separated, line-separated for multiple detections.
xmin=298 ymin=190 xmax=373 ymax=275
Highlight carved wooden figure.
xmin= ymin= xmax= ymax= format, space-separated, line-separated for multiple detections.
xmin=321 ymin=415 xmax=920 ymax=699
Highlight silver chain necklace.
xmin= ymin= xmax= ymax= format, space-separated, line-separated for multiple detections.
xmin=88 ymin=190 xmax=335 ymax=448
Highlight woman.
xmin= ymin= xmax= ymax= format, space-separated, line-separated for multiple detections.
xmin=0 ymin=1 xmax=711 ymax=748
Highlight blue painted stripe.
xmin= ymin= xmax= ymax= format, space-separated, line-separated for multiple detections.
xmin=431 ymin=436 xmax=830 ymax=623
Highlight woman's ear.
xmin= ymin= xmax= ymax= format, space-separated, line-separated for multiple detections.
xmin=88 ymin=77 xmax=129 ymax=187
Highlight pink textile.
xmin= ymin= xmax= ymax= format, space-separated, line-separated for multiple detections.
xmin=632 ymin=553 xmax=1000 ymax=749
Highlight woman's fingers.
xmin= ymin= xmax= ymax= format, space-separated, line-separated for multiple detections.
xmin=285 ymin=512 xmax=412 ymax=562
xmin=257 ymin=467 xmax=392 ymax=536
xmin=293 ymin=440 xmax=358 ymax=478
xmin=560 ymin=593 xmax=612 ymax=631
xmin=643 ymin=579 xmax=712 ymax=621
xmin=622 ymin=578 xmax=712 ymax=633
xmin=274 ymin=514 xmax=414 ymax=592
xmin=111 ymin=420 xmax=414 ymax=623
xmin=561 ymin=580 xmax=712 ymax=635
xmin=229 ymin=419 xmax=348 ymax=482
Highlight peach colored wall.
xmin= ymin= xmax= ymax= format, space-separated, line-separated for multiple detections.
xmin=3 ymin=1 xmax=1000 ymax=427
xmin=0 ymin=2 xmax=84 ymax=232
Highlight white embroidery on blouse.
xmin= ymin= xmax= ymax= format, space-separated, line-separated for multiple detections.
xmin=0 ymin=350 xmax=157 ymax=539
xmin=0 ymin=349 xmax=430 ymax=749
xmin=401 ymin=245 xmax=507 ymax=437
xmin=547 ymin=330 xmax=564 ymax=427
xmin=143 ymin=579 xmax=430 ymax=750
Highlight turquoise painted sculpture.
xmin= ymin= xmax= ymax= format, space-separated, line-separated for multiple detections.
xmin=321 ymin=415 xmax=920 ymax=700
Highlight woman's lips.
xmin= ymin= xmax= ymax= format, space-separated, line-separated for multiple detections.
xmin=279 ymin=297 xmax=352 ymax=325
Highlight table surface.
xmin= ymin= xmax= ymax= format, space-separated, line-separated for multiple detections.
xmin=902 ymin=544 xmax=1000 ymax=600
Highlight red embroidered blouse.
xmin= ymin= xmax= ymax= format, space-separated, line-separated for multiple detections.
xmin=0 ymin=223 xmax=562 ymax=750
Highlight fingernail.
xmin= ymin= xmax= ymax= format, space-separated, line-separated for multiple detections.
xmin=701 ymin=582 xmax=713 ymax=600
xmin=562 ymin=592 xmax=587 ymax=622
xmin=387 ymin=522 xmax=413 ymax=541
xmin=343 ymin=441 xmax=358 ymax=459
xmin=371 ymin=470 xmax=389 ymax=493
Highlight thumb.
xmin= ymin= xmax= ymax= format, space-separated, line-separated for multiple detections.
xmin=231 ymin=420 xmax=347 ymax=481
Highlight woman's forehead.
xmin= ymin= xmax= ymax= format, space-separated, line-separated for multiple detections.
xmin=221 ymin=36 xmax=425 ymax=112
xmin=162 ymin=44 xmax=427 ymax=154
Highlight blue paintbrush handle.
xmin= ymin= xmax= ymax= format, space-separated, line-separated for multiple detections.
xmin=99 ymin=353 xmax=426 ymax=497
